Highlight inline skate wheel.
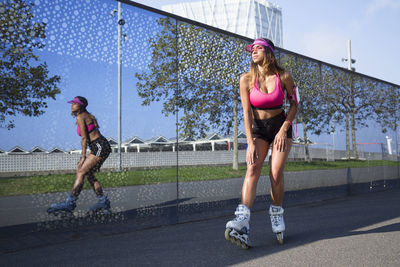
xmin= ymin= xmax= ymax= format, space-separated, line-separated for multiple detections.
xmin=276 ymin=232 xmax=284 ymax=245
xmin=225 ymin=228 xmax=232 ymax=240
xmin=241 ymin=242 xmax=249 ymax=250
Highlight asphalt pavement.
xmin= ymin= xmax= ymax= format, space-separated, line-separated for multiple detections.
xmin=1 ymin=188 xmax=399 ymax=266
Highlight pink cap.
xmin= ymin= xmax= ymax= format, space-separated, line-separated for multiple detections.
xmin=245 ymin=38 xmax=274 ymax=53
xmin=67 ymin=97 xmax=87 ymax=107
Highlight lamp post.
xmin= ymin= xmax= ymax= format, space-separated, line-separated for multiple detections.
xmin=386 ymin=136 xmax=393 ymax=155
xmin=111 ymin=2 xmax=125 ymax=172
xmin=342 ymin=40 xmax=356 ymax=71
xmin=341 ymin=40 xmax=357 ymax=159
xmin=331 ymin=121 xmax=336 ymax=151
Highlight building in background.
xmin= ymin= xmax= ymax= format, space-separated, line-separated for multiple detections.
xmin=162 ymin=0 xmax=283 ymax=47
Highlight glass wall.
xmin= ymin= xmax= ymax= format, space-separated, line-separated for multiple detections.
xmin=0 ymin=0 xmax=398 ymax=237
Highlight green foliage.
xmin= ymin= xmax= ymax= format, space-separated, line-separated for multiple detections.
xmin=280 ymin=54 xmax=327 ymax=135
xmin=135 ymin=17 xmax=248 ymax=138
xmin=321 ymin=68 xmax=375 ymax=127
xmin=280 ymin=52 xmax=400 ymax=158
xmin=0 ymin=0 xmax=61 ymax=129
xmin=372 ymin=83 xmax=400 ymax=133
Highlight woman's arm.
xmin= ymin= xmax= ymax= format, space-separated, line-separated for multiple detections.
xmin=240 ymin=73 xmax=257 ymax=164
xmin=76 ymin=115 xmax=88 ymax=160
xmin=274 ymin=71 xmax=298 ymax=152
xmin=280 ymin=71 xmax=298 ymax=133
xmin=240 ymin=74 xmax=253 ymax=144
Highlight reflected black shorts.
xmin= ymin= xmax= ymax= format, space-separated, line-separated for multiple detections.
xmin=252 ymin=111 xmax=293 ymax=144
xmin=89 ymin=135 xmax=111 ymax=159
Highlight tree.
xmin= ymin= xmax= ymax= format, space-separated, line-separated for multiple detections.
xmin=319 ymin=67 xmax=375 ymax=159
xmin=373 ymin=82 xmax=400 ymax=134
xmin=0 ymin=0 xmax=60 ymax=129
xmin=135 ymin=17 xmax=248 ymax=169
xmin=280 ymin=53 xmax=326 ymax=162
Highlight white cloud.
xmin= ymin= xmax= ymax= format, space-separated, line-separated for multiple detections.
xmin=366 ymin=0 xmax=400 ymax=15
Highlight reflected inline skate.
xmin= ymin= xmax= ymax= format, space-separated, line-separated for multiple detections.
xmin=88 ymin=195 xmax=111 ymax=215
xmin=47 ymin=194 xmax=76 ymax=217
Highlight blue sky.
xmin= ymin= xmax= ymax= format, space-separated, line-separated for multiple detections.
xmin=1 ymin=0 xmax=399 ymax=153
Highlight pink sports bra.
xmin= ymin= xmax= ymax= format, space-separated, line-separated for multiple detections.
xmin=77 ymin=123 xmax=96 ymax=136
xmin=249 ymin=73 xmax=284 ymax=110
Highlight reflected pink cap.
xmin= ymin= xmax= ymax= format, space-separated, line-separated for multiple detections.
xmin=67 ymin=97 xmax=87 ymax=107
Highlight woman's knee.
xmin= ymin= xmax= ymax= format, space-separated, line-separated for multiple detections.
xmin=270 ymin=167 xmax=283 ymax=178
xmin=76 ymin=167 xmax=88 ymax=178
xmin=269 ymin=168 xmax=283 ymax=185
xmin=246 ymin=163 xmax=262 ymax=178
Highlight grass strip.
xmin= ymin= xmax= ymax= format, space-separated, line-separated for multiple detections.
xmin=0 ymin=160 xmax=397 ymax=197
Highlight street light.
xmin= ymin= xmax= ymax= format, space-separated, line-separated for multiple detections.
xmin=110 ymin=9 xmax=117 ymax=17
xmin=110 ymin=2 xmax=125 ymax=172
xmin=341 ymin=40 xmax=357 ymax=159
xmin=386 ymin=136 xmax=393 ymax=155
xmin=342 ymin=40 xmax=356 ymax=71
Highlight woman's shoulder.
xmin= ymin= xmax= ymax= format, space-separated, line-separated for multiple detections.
xmin=240 ymin=72 xmax=251 ymax=82
xmin=77 ymin=112 xmax=91 ymax=122
xmin=279 ymin=70 xmax=292 ymax=80
xmin=278 ymin=70 xmax=295 ymax=91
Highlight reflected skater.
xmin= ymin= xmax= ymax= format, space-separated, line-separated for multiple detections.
xmin=47 ymin=96 xmax=112 ymax=215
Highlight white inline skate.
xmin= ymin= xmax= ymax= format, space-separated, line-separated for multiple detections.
xmin=269 ymin=204 xmax=285 ymax=244
xmin=225 ymin=204 xmax=251 ymax=249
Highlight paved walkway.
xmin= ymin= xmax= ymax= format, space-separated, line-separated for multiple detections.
xmin=1 ymin=188 xmax=399 ymax=266
xmin=0 ymin=177 xmax=252 ymax=227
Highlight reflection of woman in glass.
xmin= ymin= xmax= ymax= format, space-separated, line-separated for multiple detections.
xmin=47 ymin=96 xmax=112 ymax=215
xmin=225 ymin=38 xmax=298 ymax=248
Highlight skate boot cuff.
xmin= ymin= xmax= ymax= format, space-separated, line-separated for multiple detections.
xmin=269 ymin=205 xmax=284 ymax=215
xmin=97 ymin=195 xmax=110 ymax=202
xmin=67 ymin=195 xmax=77 ymax=203
xmin=235 ymin=204 xmax=251 ymax=217
xmin=68 ymin=194 xmax=77 ymax=200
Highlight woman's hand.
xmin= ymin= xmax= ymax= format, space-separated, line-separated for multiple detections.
xmin=274 ymin=129 xmax=287 ymax=152
xmin=246 ymin=141 xmax=258 ymax=165
xmin=77 ymin=156 xmax=86 ymax=169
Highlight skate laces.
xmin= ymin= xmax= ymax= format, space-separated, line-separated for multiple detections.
xmin=67 ymin=195 xmax=76 ymax=204
xmin=233 ymin=212 xmax=247 ymax=222
xmin=98 ymin=195 xmax=109 ymax=204
xmin=234 ymin=205 xmax=250 ymax=221
xmin=270 ymin=207 xmax=283 ymax=226
xmin=271 ymin=214 xmax=281 ymax=226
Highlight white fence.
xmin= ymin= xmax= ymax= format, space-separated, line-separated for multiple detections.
xmin=0 ymin=145 xmax=395 ymax=177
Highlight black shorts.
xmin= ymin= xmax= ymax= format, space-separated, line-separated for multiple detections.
xmin=89 ymin=135 xmax=111 ymax=159
xmin=252 ymin=111 xmax=293 ymax=144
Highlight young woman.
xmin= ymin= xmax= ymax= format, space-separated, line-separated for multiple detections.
xmin=47 ymin=96 xmax=112 ymax=215
xmin=225 ymin=38 xmax=298 ymax=248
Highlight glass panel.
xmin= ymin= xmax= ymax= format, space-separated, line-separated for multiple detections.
xmin=173 ymin=21 xmax=255 ymax=221
xmin=0 ymin=0 xmax=179 ymax=234
xmin=0 ymin=0 xmax=398 ymax=246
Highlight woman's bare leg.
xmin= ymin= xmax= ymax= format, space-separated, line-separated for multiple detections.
xmin=269 ymin=139 xmax=292 ymax=206
xmin=241 ymin=138 xmax=270 ymax=208
xmin=71 ymin=154 xmax=103 ymax=197
xmin=86 ymin=173 xmax=104 ymax=196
